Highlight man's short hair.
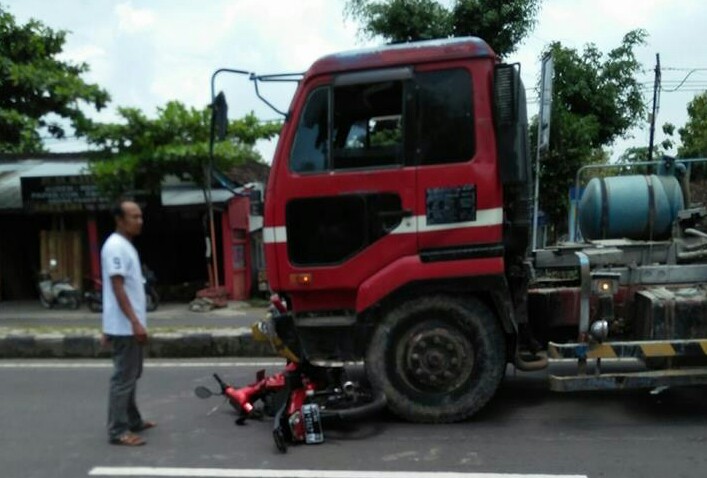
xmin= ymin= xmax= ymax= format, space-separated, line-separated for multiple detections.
xmin=111 ymin=199 xmax=129 ymax=219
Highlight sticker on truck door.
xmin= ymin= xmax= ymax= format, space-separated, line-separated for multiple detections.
xmin=426 ymin=185 xmax=477 ymax=225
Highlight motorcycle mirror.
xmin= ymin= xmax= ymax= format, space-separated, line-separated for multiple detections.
xmin=212 ymin=91 xmax=228 ymax=141
xmin=195 ymin=386 xmax=214 ymax=399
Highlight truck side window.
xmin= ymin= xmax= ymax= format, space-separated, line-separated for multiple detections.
xmin=290 ymin=87 xmax=329 ymax=173
xmin=417 ymin=69 xmax=474 ymax=165
xmin=332 ymin=80 xmax=404 ymax=170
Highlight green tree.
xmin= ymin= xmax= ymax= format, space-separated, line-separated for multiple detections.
xmin=536 ymin=30 xmax=647 ymax=230
xmin=345 ymin=0 xmax=541 ymax=57
xmin=85 ymin=101 xmax=281 ymax=199
xmin=677 ymin=92 xmax=707 ymax=179
xmin=678 ymin=92 xmax=707 ymax=158
xmin=617 ymin=123 xmax=676 ymax=173
xmin=0 ymin=4 xmax=109 ymax=153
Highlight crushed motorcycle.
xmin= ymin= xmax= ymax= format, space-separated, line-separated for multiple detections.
xmin=194 ymin=295 xmax=386 ymax=452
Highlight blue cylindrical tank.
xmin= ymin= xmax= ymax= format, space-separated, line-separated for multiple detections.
xmin=579 ymin=175 xmax=684 ymax=241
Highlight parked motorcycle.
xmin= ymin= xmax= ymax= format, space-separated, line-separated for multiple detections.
xmin=84 ymin=277 xmax=103 ymax=313
xmin=142 ymin=265 xmax=160 ymax=312
xmin=38 ymin=259 xmax=81 ymax=310
xmin=85 ymin=265 xmax=159 ymax=313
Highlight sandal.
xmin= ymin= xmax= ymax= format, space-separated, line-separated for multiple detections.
xmin=130 ymin=420 xmax=157 ymax=432
xmin=110 ymin=433 xmax=146 ymax=446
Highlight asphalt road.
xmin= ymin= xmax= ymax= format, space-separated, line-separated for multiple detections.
xmin=1 ymin=359 xmax=706 ymax=478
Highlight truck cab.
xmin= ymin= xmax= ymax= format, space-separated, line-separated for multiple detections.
xmin=263 ymin=38 xmax=531 ymax=422
xmin=257 ymin=35 xmax=707 ymax=425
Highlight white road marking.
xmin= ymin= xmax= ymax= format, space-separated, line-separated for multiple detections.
xmin=88 ymin=467 xmax=587 ymax=478
xmin=0 ymin=360 xmax=283 ymax=369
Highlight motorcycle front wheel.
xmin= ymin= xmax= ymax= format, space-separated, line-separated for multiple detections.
xmin=88 ymin=300 xmax=103 ymax=313
xmin=66 ymin=294 xmax=80 ymax=310
xmin=39 ymin=293 xmax=53 ymax=309
xmin=146 ymin=289 xmax=159 ymax=312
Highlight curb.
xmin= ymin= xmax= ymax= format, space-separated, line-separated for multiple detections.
xmin=0 ymin=330 xmax=276 ymax=359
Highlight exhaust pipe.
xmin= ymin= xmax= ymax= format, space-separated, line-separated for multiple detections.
xmin=321 ymin=392 xmax=387 ymax=421
xmin=514 ymin=350 xmax=549 ymax=372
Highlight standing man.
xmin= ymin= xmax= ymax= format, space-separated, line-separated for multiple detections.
xmin=102 ymin=199 xmax=156 ymax=446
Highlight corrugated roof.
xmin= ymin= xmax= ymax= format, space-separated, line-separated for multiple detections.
xmin=160 ymin=184 xmax=235 ymax=207
xmin=0 ymin=159 xmax=259 ymax=210
xmin=0 ymin=159 xmax=90 ymax=210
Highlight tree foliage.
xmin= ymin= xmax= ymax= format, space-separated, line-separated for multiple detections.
xmin=617 ymin=123 xmax=676 ymax=174
xmin=0 ymin=4 xmax=109 ymax=153
xmin=85 ymin=101 xmax=281 ymax=199
xmin=678 ymin=92 xmax=707 ymax=158
xmin=535 ymin=30 xmax=647 ymax=229
xmin=677 ymin=92 xmax=707 ymax=178
xmin=345 ymin=0 xmax=540 ymax=57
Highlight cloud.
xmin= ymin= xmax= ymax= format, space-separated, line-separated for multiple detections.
xmin=6 ymin=0 xmax=703 ymax=161
xmin=115 ymin=2 xmax=155 ymax=33
xmin=58 ymin=44 xmax=106 ymax=64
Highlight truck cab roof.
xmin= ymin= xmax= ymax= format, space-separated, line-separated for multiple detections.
xmin=304 ymin=37 xmax=496 ymax=79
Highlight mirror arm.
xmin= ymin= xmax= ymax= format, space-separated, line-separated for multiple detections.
xmin=249 ymin=73 xmax=288 ymax=119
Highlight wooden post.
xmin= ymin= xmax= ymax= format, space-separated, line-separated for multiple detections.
xmin=87 ymin=217 xmax=100 ymax=290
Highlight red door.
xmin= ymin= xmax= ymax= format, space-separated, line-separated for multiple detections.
xmin=226 ymin=196 xmax=251 ymax=300
xmin=413 ymin=61 xmax=504 ymax=272
xmin=266 ymin=71 xmax=418 ymax=312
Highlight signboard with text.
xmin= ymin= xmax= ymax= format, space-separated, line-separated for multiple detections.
xmin=21 ymin=175 xmax=110 ymax=213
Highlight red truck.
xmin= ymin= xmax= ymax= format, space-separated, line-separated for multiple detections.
xmin=233 ymin=37 xmax=707 ymax=425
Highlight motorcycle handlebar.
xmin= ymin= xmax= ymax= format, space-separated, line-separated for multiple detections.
xmin=213 ymin=373 xmax=228 ymax=392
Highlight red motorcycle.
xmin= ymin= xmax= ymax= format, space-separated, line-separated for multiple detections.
xmin=195 ymin=296 xmax=386 ymax=452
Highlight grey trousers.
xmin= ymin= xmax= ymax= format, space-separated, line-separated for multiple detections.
xmin=107 ymin=335 xmax=144 ymax=440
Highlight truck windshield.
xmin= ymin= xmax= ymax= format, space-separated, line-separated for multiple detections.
xmin=288 ymin=67 xmax=474 ymax=173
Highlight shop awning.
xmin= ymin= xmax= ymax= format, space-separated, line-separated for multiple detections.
xmin=0 ymin=159 xmax=256 ymax=212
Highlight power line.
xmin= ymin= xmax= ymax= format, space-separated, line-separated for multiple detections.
xmin=662 ymin=89 xmax=707 ymax=93
xmin=663 ymin=69 xmax=703 ymax=92
xmin=663 ymin=67 xmax=707 ymax=71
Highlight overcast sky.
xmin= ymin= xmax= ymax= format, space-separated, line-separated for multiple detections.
xmin=6 ymin=0 xmax=707 ymax=162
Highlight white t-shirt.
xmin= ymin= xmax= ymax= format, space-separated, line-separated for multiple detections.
xmin=101 ymin=232 xmax=147 ymax=335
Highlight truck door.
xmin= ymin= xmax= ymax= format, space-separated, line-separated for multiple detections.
xmin=269 ymin=68 xmax=417 ymax=312
xmin=412 ymin=62 xmax=504 ymax=264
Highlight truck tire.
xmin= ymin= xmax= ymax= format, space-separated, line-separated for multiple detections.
xmin=366 ymin=295 xmax=506 ymax=423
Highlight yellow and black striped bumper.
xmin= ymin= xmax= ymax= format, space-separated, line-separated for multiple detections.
xmin=548 ymin=339 xmax=707 ymax=360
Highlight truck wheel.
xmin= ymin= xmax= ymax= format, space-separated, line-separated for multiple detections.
xmin=366 ymin=296 xmax=506 ymax=423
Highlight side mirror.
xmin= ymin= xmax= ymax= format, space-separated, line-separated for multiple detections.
xmin=194 ymin=386 xmax=214 ymax=399
xmin=212 ymin=91 xmax=229 ymax=141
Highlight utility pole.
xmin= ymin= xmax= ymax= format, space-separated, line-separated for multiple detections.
xmin=533 ymin=54 xmax=553 ymax=249
xmin=647 ymin=53 xmax=661 ymax=163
